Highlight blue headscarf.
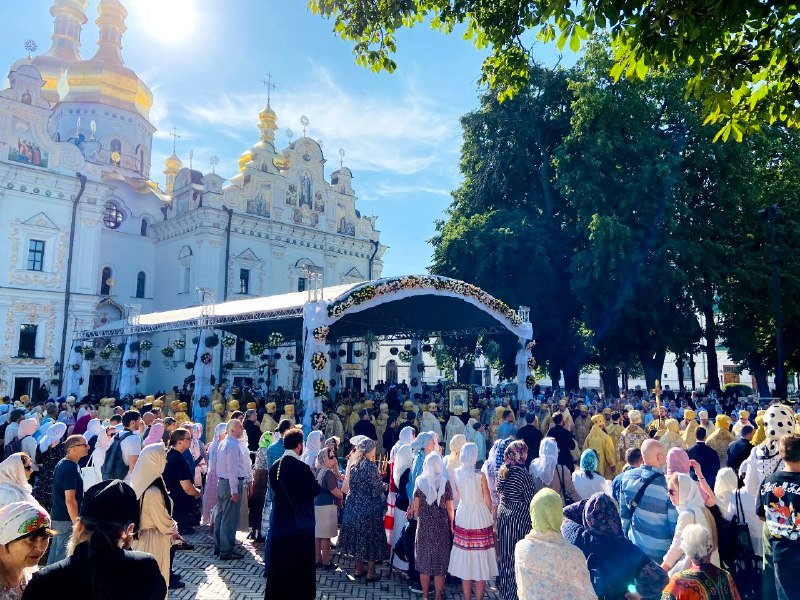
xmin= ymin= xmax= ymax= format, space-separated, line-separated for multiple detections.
xmin=580 ymin=448 xmax=599 ymax=479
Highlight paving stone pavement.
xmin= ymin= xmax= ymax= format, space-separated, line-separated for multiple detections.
xmin=171 ymin=526 xmax=501 ymax=599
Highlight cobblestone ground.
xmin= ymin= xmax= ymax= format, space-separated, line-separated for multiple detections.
xmin=171 ymin=526 xmax=501 ymax=599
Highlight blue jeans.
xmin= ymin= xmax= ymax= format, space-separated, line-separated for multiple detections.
xmin=214 ymin=478 xmax=242 ymax=555
xmin=47 ymin=520 xmax=72 ymax=565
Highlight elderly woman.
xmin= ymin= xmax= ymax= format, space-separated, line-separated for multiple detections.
xmin=338 ymin=437 xmax=387 ymax=581
xmin=572 ymin=448 xmax=609 ymax=499
xmin=0 ymin=502 xmax=53 ymax=598
xmin=530 ymin=437 xmax=579 ymax=504
xmin=0 ymin=453 xmax=37 ymax=506
xmin=302 ymin=430 xmax=324 ymax=468
xmin=661 ymin=523 xmax=741 ymax=599
xmin=131 ymin=443 xmax=175 ymax=597
xmin=561 ymin=492 xmax=668 ymax=598
xmin=314 ymin=444 xmax=343 ymax=570
xmin=515 ymin=488 xmax=598 ymax=600
xmin=663 ymin=473 xmax=720 ymax=575
xmin=32 ymin=422 xmax=67 ymax=511
xmin=496 ymin=440 xmax=534 ymax=600
xmin=202 ymin=422 xmax=227 ymax=527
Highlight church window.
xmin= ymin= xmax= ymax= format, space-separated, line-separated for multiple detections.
xmin=17 ymin=324 xmax=37 ymax=358
xmin=103 ymin=201 xmax=124 ymax=229
xmin=140 ymin=218 xmax=148 ymax=236
xmin=182 ymin=266 xmax=191 ymax=293
xmin=135 ymin=271 xmax=146 ymax=298
xmin=109 ymin=139 xmax=122 ymax=166
xmin=100 ymin=267 xmax=113 ymax=295
xmin=386 ymin=359 xmax=398 ymax=384
xmin=27 ymin=239 xmax=45 ymax=271
xmin=239 ymin=268 xmax=250 ymax=294
xmin=346 ymin=342 xmax=354 ymax=363
xmin=297 ymin=277 xmax=307 ymax=292
xmin=234 ymin=337 xmax=246 ymax=362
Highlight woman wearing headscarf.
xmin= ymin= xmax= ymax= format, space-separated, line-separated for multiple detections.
xmin=667 ymin=448 xmax=716 ymax=507
xmin=496 ymin=440 xmax=534 ymax=600
xmin=314 ymin=444 xmax=343 ymax=570
xmin=143 ymin=423 xmax=165 ymax=447
xmin=32 ymin=422 xmax=67 ymax=511
xmin=338 ymin=437 xmax=387 ymax=581
xmin=662 ymin=523 xmax=741 ymax=600
xmin=481 ymin=437 xmax=512 ymax=511
xmin=713 ymin=467 xmax=739 ymax=521
xmin=130 ymin=443 xmax=175 ymax=598
xmin=663 ymin=473 xmax=720 ymax=575
xmin=0 ymin=453 xmax=37 ymax=506
xmin=572 ymin=448 xmax=610 ymax=499
xmin=561 ymin=492 xmax=668 ymax=598
xmin=0 ymin=501 xmax=53 ymax=598
xmin=448 ymin=442 xmax=497 ymax=600
xmin=515 ymin=489 xmax=598 ymax=600
xmin=389 ymin=442 xmax=414 ymax=569
xmin=529 ymin=437 xmax=579 ymax=505
xmin=82 ymin=424 xmax=116 ymax=491
xmin=202 ymin=422 xmax=227 ymax=527
xmin=302 ymin=430 xmax=323 ymax=469
xmin=83 ymin=418 xmax=103 ymax=446
xmin=248 ymin=430 xmax=272 ymax=542
xmin=16 ymin=418 xmax=38 ymax=482
xmin=413 ymin=452 xmax=454 ymax=600
xmin=444 ymin=434 xmax=466 ymax=508
xmin=385 ymin=425 xmax=415 ymax=551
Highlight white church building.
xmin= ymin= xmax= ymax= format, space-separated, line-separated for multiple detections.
xmin=0 ymin=0 xmax=386 ymax=400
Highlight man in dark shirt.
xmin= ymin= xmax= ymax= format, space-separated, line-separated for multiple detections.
xmin=47 ymin=434 xmax=89 ymax=565
xmin=163 ymin=427 xmax=201 ymax=534
xmin=400 ymin=411 xmax=417 ymax=434
xmin=727 ymin=425 xmax=754 ymax=472
xmin=517 ymin=412 xmax=543 ymax=468
xmin=687 ymin=426 xmax=721 ymax=488
xmin=244 ymin=408 xmax=262 ymax=454
xmin=546 ymin=413 xmax=576 ymax=471
xmin=352 ymin=409 xmax=378 ymax=440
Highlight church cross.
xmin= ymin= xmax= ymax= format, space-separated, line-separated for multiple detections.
xmin=261 ymin=72 xmax=277 ymax=105
xmin=169 ymin=127 xmax=181 ymax=155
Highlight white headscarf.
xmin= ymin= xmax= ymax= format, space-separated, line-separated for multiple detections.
xmin=39 ymin=422 xmax=67 ymax=452
xmin=714 ymin=467 xmax=738 ymax=510
xmin=392 ymin=443 xmax=414 ymax=488
xmin=392 ymin=426 xmax=416 ymax=461
xmin=530 ymin=437 xmax=558 ymax=486
xmin=303 ymin=430 xmax=324 ymax=467
xmin=129 ymin=443 xmax=167 ymax=499
xmin=464 ymin=418 xmax=478 ymax=443
xmin=676 ymin=472 xmax=712 ymax=531
xmin=0 ymin=501 xmax=50 ymax=545
xmin=0 ymin=453 xmax=33 ymax=495
xmin=17 ymin=418 xmax=38 ymax=439
xmin=95 ymin=426 xmax=116 ymax=451
xmin=454 ymin=442 xmax=479 ymax=494
xmin=76 ymin=406 xmax=89 ymax=421
xmin=415 ymin=452 xmax=448 ymax=506
xmin=84 ymin=418 xmax=103 ymax=442
xmin=207 ymin=422 xmax=228 ymax=465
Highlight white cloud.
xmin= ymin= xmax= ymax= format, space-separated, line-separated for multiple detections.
xmin=182 ymin=64 xmax=462 ymax=176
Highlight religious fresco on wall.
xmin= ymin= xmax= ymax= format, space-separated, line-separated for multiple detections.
xmin=286 ymin=183 xmax=298 ymax=206
xmin=247 ymin=194 xmax=269 ymax=216
xmin=8 ymin=117 xmax=48 ymax=168
xmin=299 ymin=172 xmax=313 ymax=208
xmin=314 ymin=191 xmax=324 ymax=213
xmin=338 ymin=216 xmax=355 ymax=236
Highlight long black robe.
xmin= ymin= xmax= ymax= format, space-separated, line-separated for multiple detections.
xmin=266 ymin=453 xmax=321 ymax=600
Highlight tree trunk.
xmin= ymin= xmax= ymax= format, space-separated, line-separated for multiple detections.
xmin=751 ymin=363 xmax=771 ymax=398
xmin=702 ymin=304 xmax=721 ymax=393
xmin=676 ymin=356 xmax=685 ymax=391
xmin=600 ymin=364 xmax=620 ymax=398
xmin=549 ymin=366 xmax=562 ymax=392
xmin=640 ymin=349 xmax=667 ymax=394
xmin=563 ymin=366 xmax=580 ymax=393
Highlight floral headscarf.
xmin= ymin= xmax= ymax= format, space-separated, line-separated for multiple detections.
xmin=494 ymin=437 xmax=513 ymax=471
xmin=583 ymin=492 xmax=622 ymax=537
xmin=504 ymin=440 xmax=528 ymax=468
xmin=0 ymin=501 xmax=50 ymax=545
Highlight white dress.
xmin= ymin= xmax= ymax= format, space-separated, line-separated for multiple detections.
xmin=572 ymin=470 xmax=610 ymax=499
xmin=447 ymin=468 xmax=498 ymax=581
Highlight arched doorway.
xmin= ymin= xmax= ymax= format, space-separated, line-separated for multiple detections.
xmin=89 ymin=366 xmax=112 ymax=396
xmin=386 ymin=359 xmax=398 ymax=384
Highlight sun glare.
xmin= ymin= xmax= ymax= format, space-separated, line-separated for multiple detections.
xmin=131 ymin=0 xmax=198 ymax=42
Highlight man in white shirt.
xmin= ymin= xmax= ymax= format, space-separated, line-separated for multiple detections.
xmin=214 ymin=419 xmax=247 ymax=560
xmin=120 ymin=410 xmax=142 ymax=481
xmin=3 ymin=409 xmax=24 ymax=450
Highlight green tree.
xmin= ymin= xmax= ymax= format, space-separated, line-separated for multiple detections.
xmin=308 ymin=1 xmax=800 ymax=138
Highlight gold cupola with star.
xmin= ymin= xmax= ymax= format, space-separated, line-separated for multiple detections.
xmin=59 ymin=0 xmax=153 ymax=119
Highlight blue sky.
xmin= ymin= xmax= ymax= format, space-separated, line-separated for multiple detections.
xmin=3 ymin=0 xmax=574 ymax=276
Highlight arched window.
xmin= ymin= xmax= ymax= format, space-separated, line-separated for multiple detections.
xmin=135 ymin=271 xmax=146 ymax=298
xmin=100 ymin=267 xmax=112 ymax=295
xmin=110 ymin=138 xmax=121 ymax=166
xmin=386 ymin=359 xmax=398 ymax=384
xmin=103 ymin=201 xmax=124 ymax=229
xmin=140 ymin=218 xmax=148 ymax=236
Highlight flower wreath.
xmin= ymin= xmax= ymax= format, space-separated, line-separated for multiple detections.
xmin=310 ymin=352 xmax=327 ymax=370
xmin=71 ymin=363 xmax=81 ymax=371
xmin=198 ymin=397 xmax=209 ymax=408
xmin=525 ymin=374 xmax=536 ymax=390
xmin=222 ymin=335 xmax=237 ymax=347
xmin=411 ymin=377 xmax=419 ymax=386
xmin=398 ymin=350 xmax=412 ymax=363
xmin=416 ymin=363 xmax=425 ymax=373
xmin=161 ymin=347 xmax=175 ymax=358
xmin=313 ymin=379 xmax=329 ymax=396
xmin=83 ymin=348 xmax=96 ymax=360
xmin=125 ymin=358 xmax=137 ymax=369
xmin=141 ymin=359 xmax=151 ymax=368
xmin=312 ymin=326 xmax=329 ymax=342
xmin=268 ymin=332 xmax=284 ymax=348
xmin=527 ymin=356 xmax=537 ymax=370
xmin=185 ymin=361 xmax=195 ymax=370
xmin=140 ymin=340 xmax=153 ymax=351
xmin=249 ymin=342 xmax=265 ymax=356
xmin=99 ymin=349 xmax=111 ymax=360
xmin=173 ymin=339 xmax=186 ymax=349
xmin=201 ymin=352 xmax=212 ymax=365
xmin=389 ymin=347 xmax=399 ymax=356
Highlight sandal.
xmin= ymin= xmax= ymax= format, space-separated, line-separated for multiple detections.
xmin=353 ymin=569 xmax=368 ymax=578
xmin=365 ymin=574 xmax=382 ymax=583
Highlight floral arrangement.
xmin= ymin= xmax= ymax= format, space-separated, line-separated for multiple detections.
xmin=224 ymin=362 xmax=234 ymax=370
xmin=140 ymin=340 xmax=153 ymax=351
xmin=204 ymin=334 xmax=219 ymax=348
xmin=310 ymin=352 xmax=327 ymax=370
xmin=161 ymin=347 xmax=175 ymax=358
xmin=116 ymin=342 xmax=126 ymax=353
xmin=249 ymin=342 xmax=264 ymax=356
xmin=129 ymin=341 xmax=141 ymax=353
xmin=329 ymin=379 xmax=337 ymax=388
xmin=185 ymin=361 xmax=195 ymax=370
xmin=270 ymin=368 xmax=278 ymax=374
xmin=125 ymin=358 xmax=137 ymax=369
xmin=222 ymin=335 xmax=237 ymax=347
xmin=312 ymin=412 xmax=328 ymax=432
xmin=104 ymin=342 xmax=116 ymax=353
xmin=404 ymin=344 xmax=411 ymax=351
xmin=83 ymin=348 xmax=96 ymax=360
xmin=313 ymin=378 xmax=329 ymax=396
xmin=71 ymin=363 xmax=81 ymax=371
xmin=268 ymin=332 xmax=284 ymax=347
xmin=99 ymin=349 xmax=111 ymax=360
xmin=328 ymin=351 xmax=337 ymax=359
xmin=410 ymin=347 xmax=419 ymax=356
xmin=526 ymin=340 xmax=536 ymax=351
xmin=398 ymin=350 xmax=412 ymax=363
xmin=525 ymin=374 xmax=536 ymax=390
xmin=326 ymin=275 xmax=522 ymax=325
xmin=389 ymin=347 xmax=399 ymax=355
xmin=417 ymin=363 xmax=425 ymax=373
xmin=353 ymin=349 xmax=362 ymax=358
xmin=312 ymin=326 xmax=329 ymax=342
xmin=338 ymin=349 xmax=346 ymax=357
xmin=173 ymin=339 xmax=186 ymax=349
xmin=411 ymin=377 xmax=419 ymax=386
xmin=335 ymin=365 xmax=342 ymax=373
xmin=198 ymin=396 xmax=209 ymax=408
xmin=422 ymin=344 xmax=433 ymax=353
xmin=286 ymin=353 xmax=295 ymax=361
xmin=141 ymin=359 xmax=151 ymax=368
xmin=527 ymin=356 xmax=537 ymax=370
xmin=201 ymin=352 xmax=212 ymax=365
xmin=184 ymin=374 xmax=195 ymax=385
xmin=369 ymin=351 xmax=377 ymax=360
xmin=74 ymin=346 xmax=83 ymax=355
xmin=273 ymin=352 xmax=281 ymax=360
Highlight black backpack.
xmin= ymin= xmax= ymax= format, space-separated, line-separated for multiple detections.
xmin=101 ymin=430 xmax=135 ymax=481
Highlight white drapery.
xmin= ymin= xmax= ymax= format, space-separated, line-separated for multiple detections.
xmin=119 ymin=335 xmax=139 ymax=397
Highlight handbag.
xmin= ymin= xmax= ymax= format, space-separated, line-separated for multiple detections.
xmin=80 ymin=453 xmax=100 ymax=489
xmin=727 ymin=490 xmax=762 ymax=600
xmin=556 ymin=465 xmax=576 ymax=505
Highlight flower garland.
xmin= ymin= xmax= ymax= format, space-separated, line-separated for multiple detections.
xmin=326 ymin=275 xmax=522 ymax=326
xmin=249 ymin=342 xmax=264 ymax=356
xmin=222 ymin=335 xmax=237 ymax=347
xmin=161 ymin=347 xmax=175 ymax=358
xmin=527 ymin=356 xmax=536 ymax=370
xmin=204 ymin=334 xmax=220 ymax=348
xmin=310 ymin=352 xmax=327 ymax=370
xmin=83 ymin=348 xmax=96 ymax=360
xmin=173 ymin=339 xmax=186 ymax=349
xmin=312 ymin=326 xmax=329 ymax=342
xmin=398 ymin=350 xmax=412 ymax=363
xmin=141 ymin=359 xmax=151 ymax=368
xmin=125 ymin=358 xmax=137 ymax=369
xmin=313 ymin=378 xmax=329 ymax=396
xmin=140 ymin=340 xmax=153 ymax=351
xmin=525 ymin=374 xmax=536 ymax=390
xmin=185 ymin=361 xmax=195 ymax=370
xmin=268 ymin=332 xmax=284 ymax=347
xmin=201 ymin=352 xmax=212 ymax=365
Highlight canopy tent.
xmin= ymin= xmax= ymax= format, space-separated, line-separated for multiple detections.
xmin=76 ymin=275 xmax=535 ymax=407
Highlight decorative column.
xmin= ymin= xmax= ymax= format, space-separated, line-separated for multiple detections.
xmin=301 ymin=301 xmax=331 ymax=436
xmin=193 ymin=329 xmax=215 ymax=437
xmin=64 ymin=341 xmax=83 ymax=398
xmin=408 ymin=338 xmax=424 ymax=398
xmin=118 ymin=335 xmax=139 ymax=398
xmin=516 ymin=337 xmax=535 ymax=407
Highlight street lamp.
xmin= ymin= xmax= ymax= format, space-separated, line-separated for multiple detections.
xmin=53 ymin=360 xmax=61 ymax=375
xmin=759 ymin=203 xmax=784 ymax=398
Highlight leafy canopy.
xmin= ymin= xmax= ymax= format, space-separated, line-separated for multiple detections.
xmin=308 ymin=0 xmax=800 ymax=139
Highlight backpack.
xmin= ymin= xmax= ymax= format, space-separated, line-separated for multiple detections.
xmin=101 ymin=430 xmax=135 ymax=481
xmin=3 ymin=434 xmax=22 ymax=459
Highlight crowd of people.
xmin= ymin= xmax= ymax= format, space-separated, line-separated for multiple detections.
xmin=0 ymin=382 xmax=797 ymax=600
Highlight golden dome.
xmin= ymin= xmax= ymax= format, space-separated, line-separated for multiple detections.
xmin=238 ymin=149 xmax=253 ymax=172
xmin=164 ymin=153 xmax=182 ymax=173
xmin=258 ymin=102 xmax=278 ymax=142
xmin=59 ymin=0 xmax=153 ymax=119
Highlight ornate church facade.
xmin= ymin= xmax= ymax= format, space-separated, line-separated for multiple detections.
xmin=0 ymin=0 xmax=385 ymax=400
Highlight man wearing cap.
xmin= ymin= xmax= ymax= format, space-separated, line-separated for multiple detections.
xmin=584 ymin=413 xmax=618 ymax=479
xmin=618 ymin=410 xmax=649 ymax=463
xmin=25 ymin=480 xmax=166 ymax=600
xmin=419 ymin=402 xmax=443 ymax=440
xmin=680 ymin=409 xmax=699 ymax=447
xmin=732 ymin=409 xmax=753 ymax=438
xmin=556 ymin=397 xmax=574 ymax=432
xmin=697 ymin=410 xmax=715 ymax=436
xmin=705 ymin=414 xmax=735 ymax=467
xmin=206 ymin=402 xmax=225 ymax=444
xmin=325 ymin=406 xmax=346 ymax=444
